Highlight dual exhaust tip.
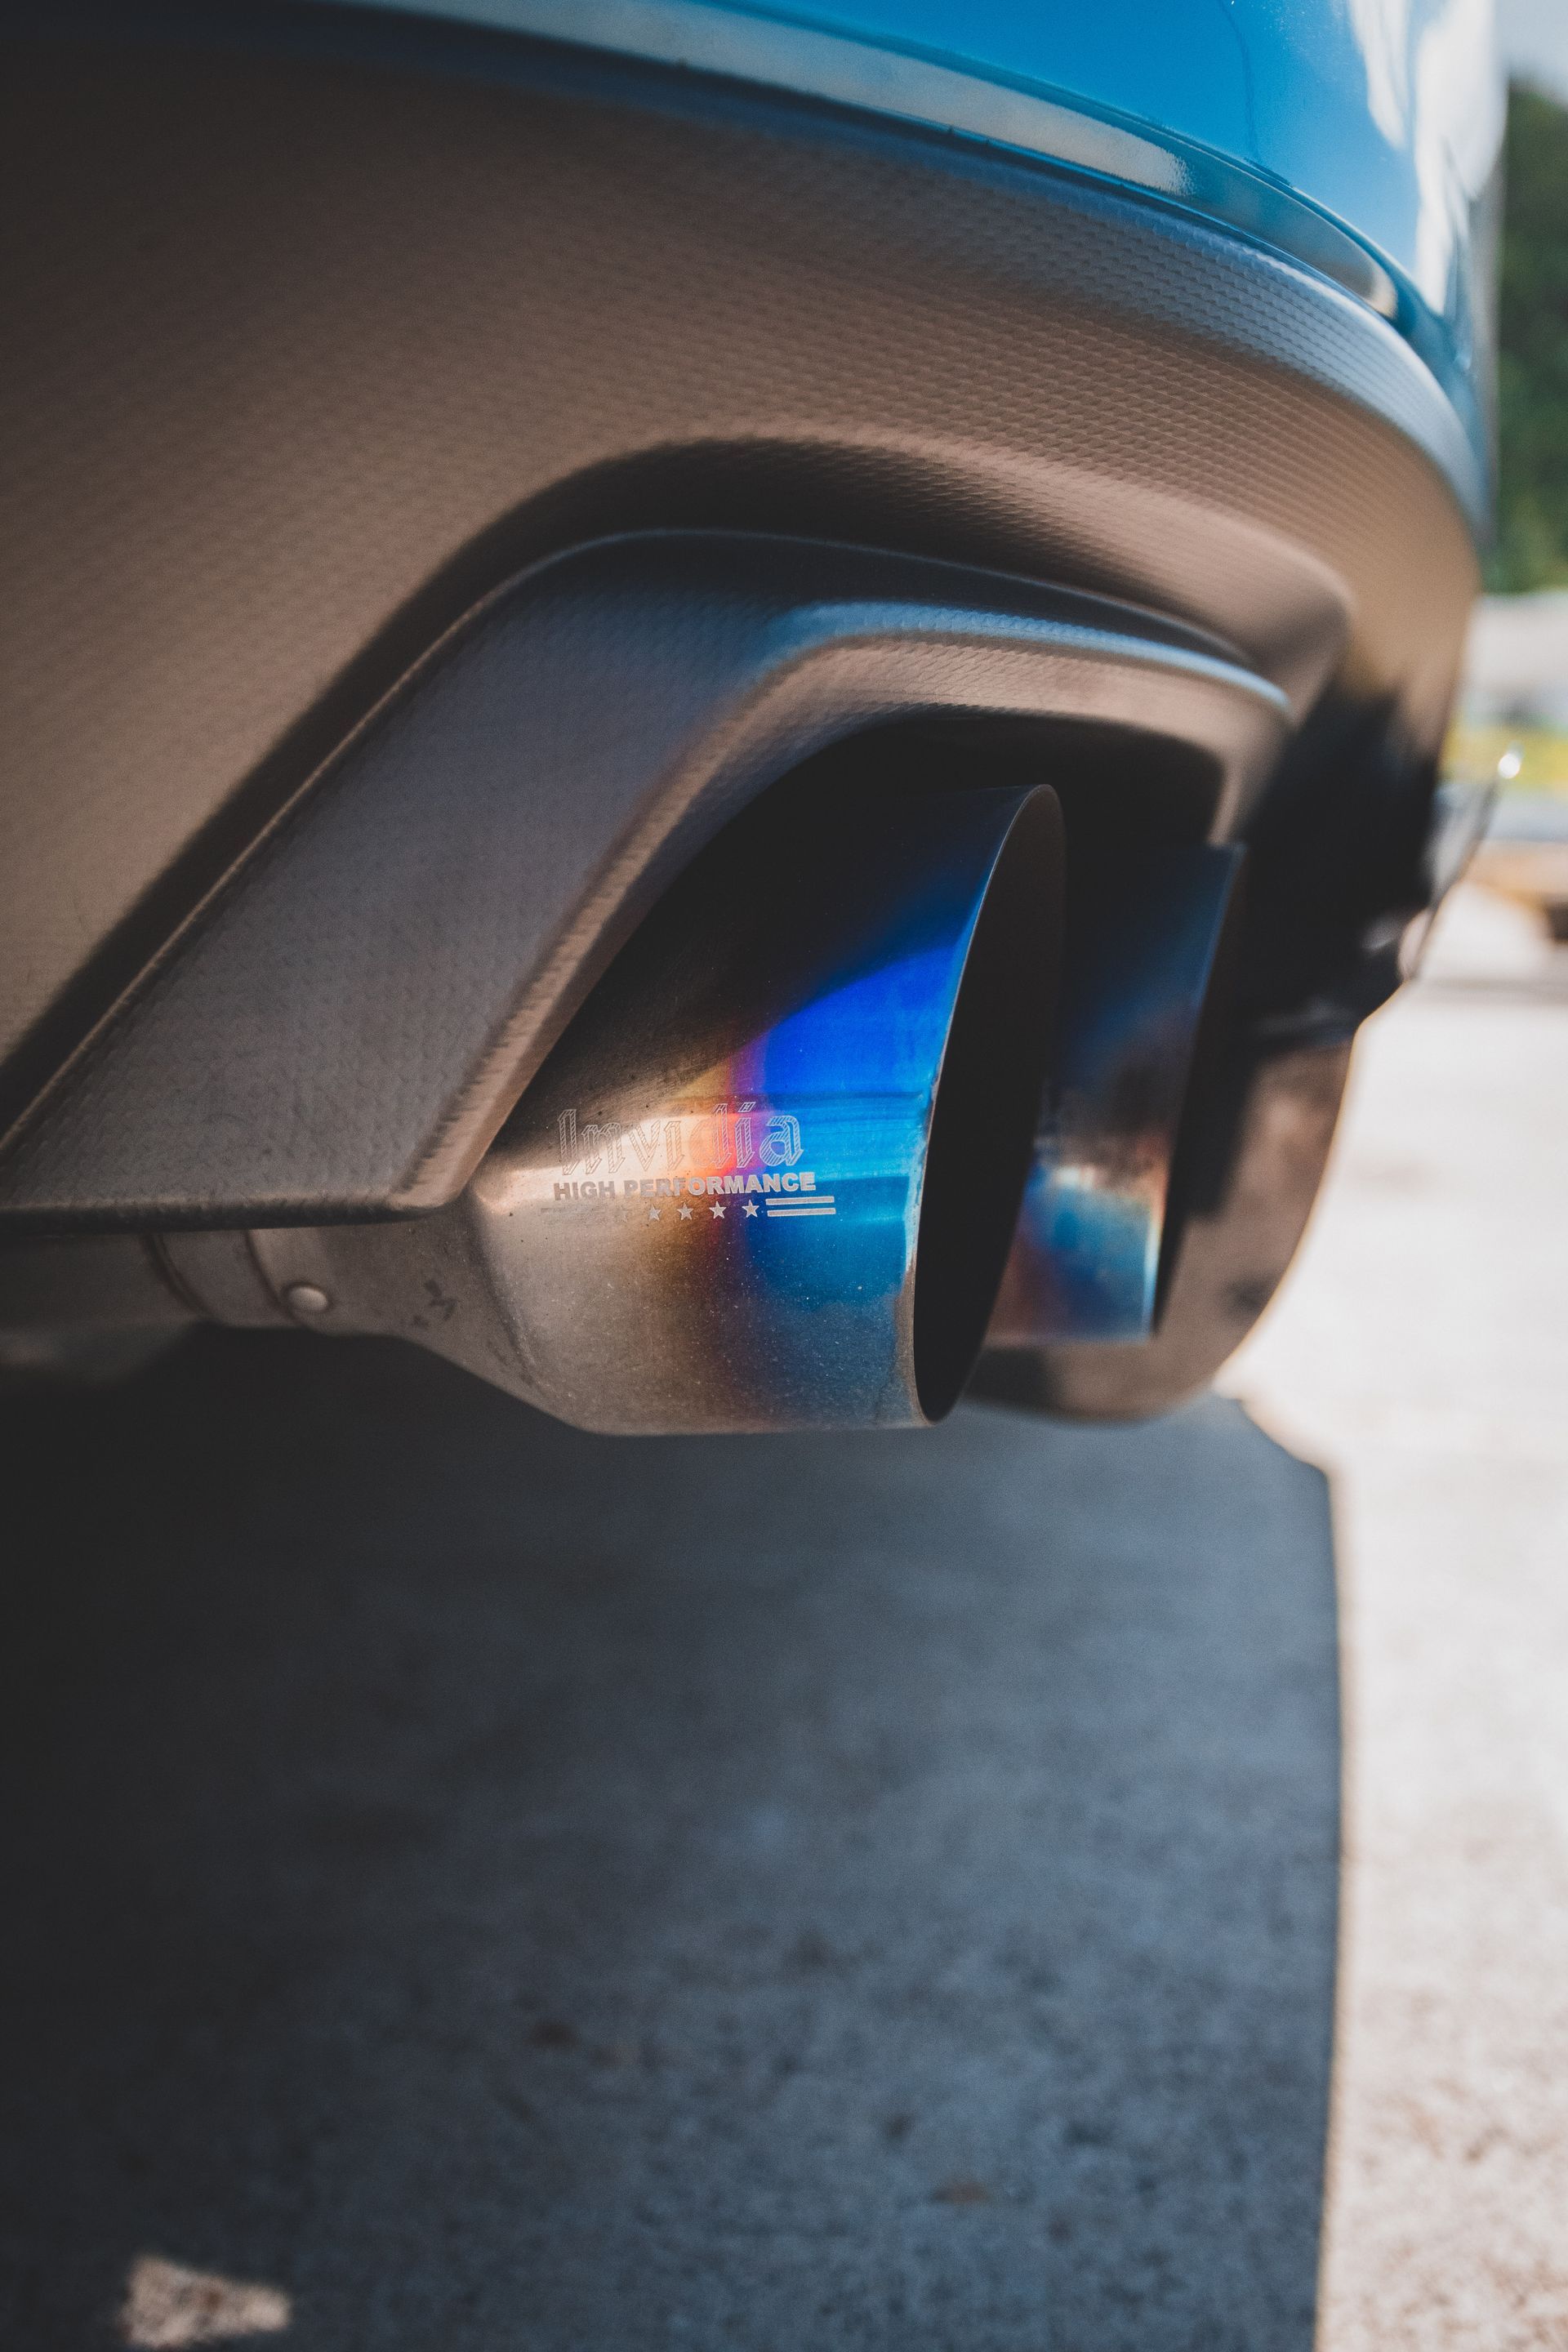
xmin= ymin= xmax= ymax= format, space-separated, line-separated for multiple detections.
xmin=3 ymin=773 xmax=1244 ymax=1432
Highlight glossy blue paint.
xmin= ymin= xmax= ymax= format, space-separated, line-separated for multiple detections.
xmin=733 ymin=0 xmax=1502 ymax=347
xmin=329 ymin=0 xmax=1501 ymax=474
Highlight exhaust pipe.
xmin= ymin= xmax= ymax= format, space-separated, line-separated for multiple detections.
xmin=986 ymin=842 xmax=1244 ymax=1346
xmin=234 ymin=782 xmax=1064 ymax=1432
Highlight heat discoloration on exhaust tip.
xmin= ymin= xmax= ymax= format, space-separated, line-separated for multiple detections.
xmin=118 ymin=2256 xmax=291 ymax=2347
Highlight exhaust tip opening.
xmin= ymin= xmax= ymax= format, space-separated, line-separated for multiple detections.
xmin=914 ymin=789 xmax=1062 ymax=1421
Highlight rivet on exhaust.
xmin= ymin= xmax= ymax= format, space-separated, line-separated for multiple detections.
xmin=283 ymin=1282 xmax=332 ymax=1318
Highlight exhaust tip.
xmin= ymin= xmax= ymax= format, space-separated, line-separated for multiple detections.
xmin=984 ymin=840 xmax=1245 ymax=1352
xmin=289 ymin=777 xmax=1064 ymax=1435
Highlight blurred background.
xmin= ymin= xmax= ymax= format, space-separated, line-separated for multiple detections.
xmin=1451 ymin=11 xmax=1568 ymax=904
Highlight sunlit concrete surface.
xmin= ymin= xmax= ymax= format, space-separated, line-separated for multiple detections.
xmin=1219 ymin=884 xmax=1568 ymax=2349
xmin=118 ymin=2256 xmax=290 ymax=2348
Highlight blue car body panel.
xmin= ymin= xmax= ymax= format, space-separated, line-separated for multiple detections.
xmin=327 ymin=0 xmax=1503 ymax=489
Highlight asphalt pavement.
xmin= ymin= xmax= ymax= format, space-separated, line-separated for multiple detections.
xmin=2 ymin=1337 xmax=1338 ymax=2350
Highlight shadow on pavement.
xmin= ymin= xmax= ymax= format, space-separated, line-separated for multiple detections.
xmin=1 ymin=1330 xmax=1339 ymax=2351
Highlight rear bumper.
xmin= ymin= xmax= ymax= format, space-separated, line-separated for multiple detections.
xmin=2 ymin=5 xmax=1480 ymax=1218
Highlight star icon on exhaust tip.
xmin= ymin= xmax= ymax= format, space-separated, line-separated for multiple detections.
xmin=710 ymin=1201 xmax=726 ymax=1218
xmin=743 ymin=1200 xmax=759 ymax=1217
xmin=647 ymin=1206 xmax=661 ymax=1220
xmin=678 ymin=1204 xmax=694 ymax=1220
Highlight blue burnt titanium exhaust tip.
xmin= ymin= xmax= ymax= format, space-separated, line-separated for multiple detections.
xmin=267 ymin=781 xmax=1065 ymax=1434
